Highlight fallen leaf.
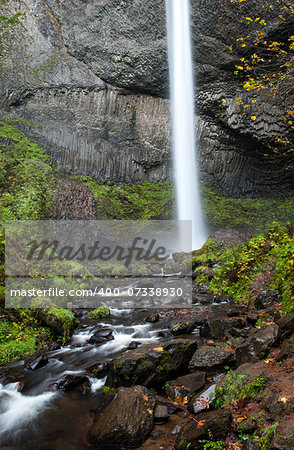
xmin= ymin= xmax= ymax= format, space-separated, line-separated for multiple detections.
xmin=197 ymin=420 xmax=206 ymax=428
xmin=142 ymin=394 xmax=149 ymax=402
xmin=153 ymin=347 xmax=164 ymax=352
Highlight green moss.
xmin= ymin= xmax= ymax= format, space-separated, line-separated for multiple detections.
xmin=86 ymin=307 xmax=110 ymax=320
xmin=74 ymin=177 xmax=174 ymax=220
xmin=0 ymin=314 xmax=52 ymax=365
xmin=102 ymin=386 xmax=116 ymax=394
xmin=201 ymin=182 xmax=294 ymax=232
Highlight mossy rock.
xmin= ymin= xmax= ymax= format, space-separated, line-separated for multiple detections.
xmin=86 ymin=307 xmax=110 ymax=320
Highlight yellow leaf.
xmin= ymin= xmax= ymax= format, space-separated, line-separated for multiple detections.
xmin=147 ymin=408 xmax=153 ymax=414
xmin=251 ymin=115 xmax=257 ymax=120
xmin=153 ymin=347 xmax=164 ymax=352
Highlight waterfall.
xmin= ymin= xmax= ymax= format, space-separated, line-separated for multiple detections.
xmin=166 ymin=0 xmax=207 ymax=250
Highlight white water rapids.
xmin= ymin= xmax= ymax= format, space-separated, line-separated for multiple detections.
xmin=166 ymin=0 xmax=207 ymax=249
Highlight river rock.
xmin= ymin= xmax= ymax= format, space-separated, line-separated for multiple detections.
xmin=89 ymin=328 xmax=114 ymax=345
xmin=254 ymin=290 xmax=280 ymax=310
xmin=189 ymin=345 xmax=235 ymax=373
xmin=200 ymin=320 xmax=224 ymax=339
xmin=144 ymin=313 xmax=160 ymax=323
xmin=171 ymin=322 xmax=194 ymax=336
xmin=236 ymin=323 xmax=280 ymax=366
xmin=176 ymin=409 xmax=232 ymax=449
xmin=165 ymin=372 xmax=206 ymax=400
xmin=154 ymin=405 xmax=169 ymax=423
xmin=105 ymin=338 xmax=197 ymax=389
xmin=187 ymin=384 xmax=217 ymax=414
xmin=26 ymin=356 xmax=49 ymax=371
xmin=88 ymin=385 xmax=155 ymax=448
xmin=54 ymin=374 xmax=90 ymax=392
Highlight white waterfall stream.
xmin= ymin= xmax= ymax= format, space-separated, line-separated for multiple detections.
xmin=166 ymin=0 xmax=207 ymax=249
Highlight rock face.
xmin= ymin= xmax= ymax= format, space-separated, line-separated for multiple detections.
xmin=88 ymin=385 xmax=155 ymax=448
xmin=1 ymin=0 xmax=293 ymax=195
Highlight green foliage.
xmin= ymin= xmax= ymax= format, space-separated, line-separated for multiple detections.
xmin=0 ymin=313 xmax=51 ymax=365
xmin=200 ymin=223 xmax=294 ymax=313
xmin=86 ymin=307 xmax=110 ymax=320
xmin=252 ymin=422 xmax=279 ymax=449
xmin=213 ymin=372 xmax=266 ymax=408
xmin=76 ymin=176 xmax=174 ymax=220
xmin=199 ymin=441 xmax=225 ymax=450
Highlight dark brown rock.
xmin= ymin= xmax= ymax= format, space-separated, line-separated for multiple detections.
xmin=88 ymin=386 xmax=155 ymax=448
xmin=165 ymin=372 xmax=206 ymax=400
xmin=176 ymin=409 xmax=232 ymax=449
xmin=236 ymin=323 xmax=280 ymax=366
xmin=106 ymin=339 xmax=197 ymax=389
xmin=189 ymin=345 xmax=235 ymax=373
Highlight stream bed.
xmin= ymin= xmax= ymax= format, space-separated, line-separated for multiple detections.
xmin=0 ymin=309 xmax=166 ymax=449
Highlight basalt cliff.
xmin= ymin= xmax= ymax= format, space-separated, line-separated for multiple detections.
xmin=0 ymin=0 xmax=293 ymax=196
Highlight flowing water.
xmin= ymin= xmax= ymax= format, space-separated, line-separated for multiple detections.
xmin=166 ymin=0 xmax=207 ymax=249
xmin=0 ymin=309 xmax=166 ymax=449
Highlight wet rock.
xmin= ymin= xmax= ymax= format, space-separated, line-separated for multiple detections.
xmin=144 ymin=313 xmax=159 ymax=323
xmin=54 ymin=374 xmax=90 ymax=392
xmin=223 ymin=318 xmax=246 ymax=331
xmin=176 ymin=409 xmax=232 ymax=449
xmin=106 ymin=339 xmax=197 ymax=389
xmin=154 ymin=405 xmax=169 ymax=423
xmin=49 ymin=343 xmax=61 ymax=351
xmin=155 ymin=395 xmax=182 ymax=414
xmin=187 ymin=384 xmax=216 ymax=414
xmin=127 ymin=341 xmax=141 ymax=350
xmin=89 ymin=328 xmax=114 ymax=345
xmin=236 ymin=323 xmax=280 ymax=366
xmin=254 ymin=290 xmax=280 ymax=310
xmin=171 ymin=322 xmax=194 ymax=336
xmin=87 ymin=362 xmax=110 ymax=379
xmin=165 ymin=372 xmax=206 ymax=401
xmin=88 ymin=385 xmax=155 ymax=448
xmin=26 ymin=356 xmax=49 ymax=371
xmin=277 ymin=314 xmax=294 ymax=340
xmin=189 ymin=345 xmax=235 ymax=373
xmin=200 ymin=320 xmax=224 ymax=339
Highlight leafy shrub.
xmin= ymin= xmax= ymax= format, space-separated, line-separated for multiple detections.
xmin=213 ymin=372 xmax=266 ymax=409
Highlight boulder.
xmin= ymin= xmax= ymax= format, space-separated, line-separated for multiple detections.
xmin=165 ymin=372 xmax=206 ymax=401
xmin=176 ymin=409 xmax=232 ymax=449
xmin=171 ymin=322 xmax=194 ymax=336
xmin=26 ymin=356 xmax=48 ymax=371
xmin=88 ymin=386 xmax=155 ymax=448
xmin=189 ymin=345 xmax=235 ymax=373
xmin=254 ymin=290 xmax=280 ymax=310
xmin=54 ymin=374 xmax=90 ymax=392
xmin=106 ymin=339 xmax=197 ymax=389
xmin=277 ymin=314 xmax=294 ymax=340
xmin=200 ymin=320 xmax=224 ymax=339
xmin=236 ymin=323 xmax=280 ymax=366
xmin=89 ymin=328 xmax=114 ymax=345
